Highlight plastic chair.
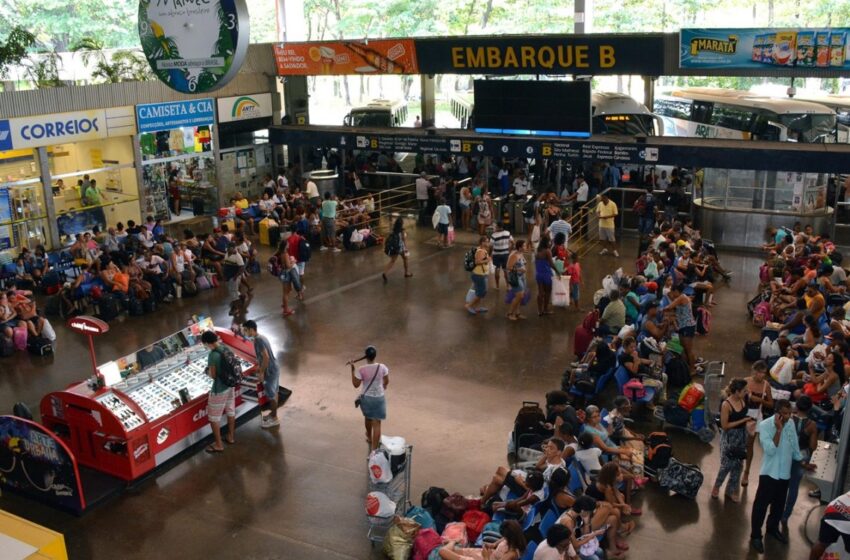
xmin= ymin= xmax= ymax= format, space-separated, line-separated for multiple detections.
xmin=538 ymin=509 xmax=559 ymax=538
xmin=615 ymin=366 xmax=656 ymax=405
xmin=520 ymin=541 xmax=538 ymax=560
xmin=567 ymin=462 xmax=585 ymax=494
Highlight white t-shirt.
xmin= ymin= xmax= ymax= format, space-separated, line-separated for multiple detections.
xmin=575 ymin=448 xmax=603 ymax=472
xmin=357 ymin=363 xmax=388 ymax=397
xmin=513 ymin=178 xmax=530 ymax=196
xmin=576 ymin=182 xmax=589 ymax=203
xmin=541 ymin=459 xmax=567 ymax=482
xmin=436 ymin=204 xmax=452 ymax=224
xmin=41 ymin=318 xmax=56 ymax=342
xmin=415 ymin=177 xmax=431 ymax=201
xmin=305 ymin=180 xmax=319 ymax=199
xmin=533 ymin=541 xmax=566 ymax=560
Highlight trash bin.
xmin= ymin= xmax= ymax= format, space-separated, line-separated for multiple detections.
xmin=305 ymin=169 xmax=339 ymax=197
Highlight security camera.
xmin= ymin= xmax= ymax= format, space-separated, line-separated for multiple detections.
xmin=787 ymin=86 xmax=796 ymax=98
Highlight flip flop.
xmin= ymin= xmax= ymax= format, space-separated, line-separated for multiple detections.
xmin=225 ymin=438 xmax=235 ymax=445
xmin=205 ymin=445 xmax=224 ymax=454
xmin=466 ymin=307 xmax=477 ymax=315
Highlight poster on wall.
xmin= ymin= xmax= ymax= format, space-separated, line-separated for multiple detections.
xmin=56 ymin=208 xmax=107 ymax=240
xmin=0 ymin=416 xmax=86 ymax=513
xmin=680 ymin=28 xmax=850 ymax=70
xmin=274 ymin=39 xmax=419 ymax=75
xmin=0 ymin=188 xmax=12 ymax=250
xmin=141 ymin=164 xmax=171 ymax=222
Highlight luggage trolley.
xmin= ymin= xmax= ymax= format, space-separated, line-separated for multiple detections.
xmin=653 ymin=361 xmax=725 ymax=443
xmin=367 ymin=445 xmax=413 ymax=544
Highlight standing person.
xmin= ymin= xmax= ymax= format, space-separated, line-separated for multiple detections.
xmin=750 ymin=399 xmax=802 ymax=554
xmin=84 ymin=179 xmax=102 ymax=206
xmin=548 ymin=210 xmax=573 ymax=250
xmin=506 ymin=240 xmax=527 ymax=321
xmin=602 ymin=163 xmax=621 ymax=190
xmin=809 ymin=489 xmax=850 ymax=560
xmin=465 ymin=236 xmax=491 ymax=316
xmin=743 ymin=361 xmax=775 ymax=488
xmin=512 ymin=170 xmax=530 ymax=197
xmin=712 ymin=379 xmax=755 ymax=502
xmin=243 ymin=320 xmax=280 ymax=429
xmin=286 ymin=228 xmax=308 ymax=293
xmin=490 ymin=221 xmax=513 ymax=290
xmin=563 ymin=175 xmax=589 ymax=238
xmin=271 ymin=241 xmax=299 ymax=317
xmin=596 ymin=193 xmax=619 ymax=257
xmin=201 ymin=331 xmax=236 ymax=453
xmin=415 ymin=172 xmax=431 ymax=210
xmin=497 ymin=163 xmax=511 ymax=197
xmin=665 ymin=283 xmax=697 ymax=374
xmin=320 ymin=192 xmax=341 ymax=252
xmin=304 ymin=176 xmax=320 ymax=208
xmin=566 ymin=251 xmax=582 ymax=311
xmin=477 ymin=192 xmax=493 ymax=236
xmin=382 ymin=217 xmax=412 ymax=282
xmin=350 ymin=346 xmax=388 ymax=451
xmin=636 ymin=186 xmax=657 ymax=236
xmin=435 ymin=197 xmax=452 ymax=248
xmin=459 ymin=183 xmax=473 ymax=230
xmin=781 ymin=395 xmax=818 ymax=531
xmin=535 ymin=236 xmax=559 ymax=317
xmin=414 ymin=115 xmax=422 ymax=127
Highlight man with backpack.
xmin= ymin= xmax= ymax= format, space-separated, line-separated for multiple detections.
xmin=202 ymin=330 xmax=238 ymax=452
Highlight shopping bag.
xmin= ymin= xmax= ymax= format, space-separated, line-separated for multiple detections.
xmin=447 ymin=226 xmax=455 ymax=244
xmin=369 ymin=449 xmax=393 ymax=483
xmin=551 ymin=276 xmax=570 ymax=307
xmin=366 ymin=491 xmax=396 ymax=517
xmin=465 ymin=288 xmax=477 ymax=304
xmin=432 ymin=210 xmax=440 ymax=229
xmin=531 ymin=224 xmax=541 ymax=246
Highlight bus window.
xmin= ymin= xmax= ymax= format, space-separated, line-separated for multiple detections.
xmin=691 ymin=101 xmax=713 ymax=124
xmin=710 ymin=104 xmax=753 ymax=132
xmin=653 ymin=98 xmax=692 ymax=119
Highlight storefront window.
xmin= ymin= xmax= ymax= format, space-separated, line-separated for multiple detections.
xmin=139 ymin=125 xmax=217 ymax=220
xmin=701 ymin=168 xmax=827 ymax=214
xmin=0 ymin=149 xmax=51 ymax=253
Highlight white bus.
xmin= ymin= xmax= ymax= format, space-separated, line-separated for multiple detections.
xmin=450 ymin=90 xmax=661 ymax=136
xmin=343 ymin=99 xmax=409 ymax=128
xmin=654 ymin=87 xmax=839 ymax=143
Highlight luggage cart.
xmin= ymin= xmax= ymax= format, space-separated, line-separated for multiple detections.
xmin=367 ymin=445 xmax=413 ymax=544
xmin=653 ymin=361 xmax=725 ymax=443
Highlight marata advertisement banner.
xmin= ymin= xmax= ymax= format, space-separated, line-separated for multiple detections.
xmin=274 ymin=39 xmax=419 ymax=75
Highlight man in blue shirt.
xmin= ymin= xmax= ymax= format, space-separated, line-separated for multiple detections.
xmin=751 ymin=399 xmax=801 ymax=553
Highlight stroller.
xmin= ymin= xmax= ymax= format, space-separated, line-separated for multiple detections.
xmin=653 ymin=362 xmax=725 ymax=443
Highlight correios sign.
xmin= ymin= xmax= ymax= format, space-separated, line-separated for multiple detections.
xmin=138 ymin=0 xmax=250 ymax=94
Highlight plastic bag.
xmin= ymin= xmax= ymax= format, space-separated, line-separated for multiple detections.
xmin=602 ymin=274 xmax=617 ymax=293
xmin=369 ymin=449 xmax=393 ymax=484
xmin=441 ymin=522 xmax=468 ymax=546
xmin=383 ymin=518 xmax=420 ymax=560
xmin=432 ymin=210 xmax=440 ymax=229
xmin=366 ymin=491 xmax=396 ymax=517
xmin=531 ymin=224 xmax=540 ymax=246
xmin=551 ymin=277 xmax=570 ymax=307
xmin=760 ymin=337 xmax=773 ymax=359
xmin=447 ymin=226 xmax=455 ymax=244
xmin=465 ymin=288 xmax=476 ymax=304
xmin=770 ymin=356 xmax=795 ymax=385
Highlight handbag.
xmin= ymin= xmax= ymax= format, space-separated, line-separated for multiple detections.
xmin=726 ymin=445 xmax=748 ymax=461
xmin=355 ymin=364 xmax=381 ymax=408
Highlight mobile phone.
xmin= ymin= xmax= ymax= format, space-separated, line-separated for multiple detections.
xmin=596 ymin=524 xmax=609 ymax=534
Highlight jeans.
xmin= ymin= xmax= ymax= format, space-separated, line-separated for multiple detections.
xmin=782 ymin=460 xmax=805 ymax=521
xmin=638 ymin=215 xmax=655 ymax=235
xmin=751 ymin=475 xmax=790 ymax=539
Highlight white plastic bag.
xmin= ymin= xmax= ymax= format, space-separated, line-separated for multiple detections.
xmin=760 ymin=337 xmax=773 ymax=359
xmin=531 ymin=224 xmax=541 ymax=246
xmin=432 ymin=210 xmax=440 ymax=229
xmin=369 ymin=449 xmax=393 ymax=483
xmin=551 ymin=276 xmax=570 ymax=307
xmin=602 ymin=274 xmax=617 ymax=294
xmin=770 ymin=356 xmax=795 ymax=385
xmin=465 ymin=288 xmax=476 ymax=304
xmin=366 ymin=491 xmax=396 ymax=517
xmin=769 ymin=339 xmax=781 ymax=358
xmin=380 ymin=435 xmax=406 ymax=456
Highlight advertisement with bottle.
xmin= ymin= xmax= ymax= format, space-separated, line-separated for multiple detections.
xmin=274 ymin=39 xmax=419 ymax=75
xmin=680 ymin=28 xmax=849 ymax=70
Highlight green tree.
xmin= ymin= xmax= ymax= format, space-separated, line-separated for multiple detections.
xmin=0 ymin=26 xmax=35 ymax=77
xmin=21 ymin=49 xmax=64 ymax=88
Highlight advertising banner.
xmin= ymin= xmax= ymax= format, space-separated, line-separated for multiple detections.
xmin=136 ymin=99 xmax=216 ymax=134
xmin=680 ymin=28 xmax=850 ymax=70
xmin=415 ymin=34 xmax=665 ymax=76
xmin=0 ymin=107 xmax=136 ymax=151
xmin=217 ymin=93 xmax=274 ymax=123
xmin=274 ymin=39 xmax=419 ymax=75
xmin=0 ymin=416 xmax=85 ymax=513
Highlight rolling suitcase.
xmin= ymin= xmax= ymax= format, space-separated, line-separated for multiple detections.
xmin=269 ymin=226 xmax=281 ymax=249
xmin=259 ymin=219 xmax=272 ymax=245
xmin=658 ymin=458 xmax=703 ymax=500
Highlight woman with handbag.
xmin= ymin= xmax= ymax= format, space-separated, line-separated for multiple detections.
xmin=712 ymin=378 xmax=756 ymax=502
xmin=743 ymin=360 xmax=774 ymax=486
xmin=350 ymin=346 xmax=388 ymax=451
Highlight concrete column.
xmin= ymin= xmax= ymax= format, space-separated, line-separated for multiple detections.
xmin=643 ymin=78 xmax=655 ymax=114
xmin=575 ymin=0 xmax=591 ymax=34
xmin=212 ymin=125 xmax=226 ymax=209
xmin=420 ymin=74 xmax=436 ymax=128
xmin=131 ymin=135 xmax=146 ymax=222
xmin=37 ymin=147 xmax=60 ymax=249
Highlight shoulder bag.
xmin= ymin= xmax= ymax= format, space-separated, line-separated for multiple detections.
xmin=355 ymin=364 xmax=381 ymax=408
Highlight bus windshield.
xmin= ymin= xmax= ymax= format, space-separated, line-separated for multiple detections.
xmin=593 ymin=114 xmax=657 ymax=136
xmin=777 ymin=113 xmax=836 ymax=142
xmin=350 ymin=111 xmax=393 ymax=127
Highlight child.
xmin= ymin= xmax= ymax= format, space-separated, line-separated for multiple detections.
xmin=566 ymin=251 xmax=582 ymax=311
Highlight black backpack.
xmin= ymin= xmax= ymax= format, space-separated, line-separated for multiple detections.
xmin=665 ymin=353 xmax=691 ymax=391
xmin=384 ymin=233 xmax=400 ymax=256
xmin=663 ymin=399 xmax=691 ymax=427
xmin=421 ymin=486 xmax=449 ymax=518
xmin=214 ymin=347 xmax=242 ymax=388
xmin=522 ymin=199 xmax=535 ymax=218
xmin=463 ymin=248 xmax=476 ymax=272
xmin=646 ymin=431 xmax=672 ymax=470
xmin=298 ymin=237 xmax=312 ymax=263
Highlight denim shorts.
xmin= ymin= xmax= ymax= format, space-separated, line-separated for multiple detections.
xmin=471 ymin=273 xmax=488 ymax=298
xmin=679 ymin=325 xmax=696 ymax=338
xmin=570 ymin=283 xmax=580 ymax=302
xmin=263 ymin=367 xmax=280 ymax=402
xmin=359 ymin=394 xmax=386 ymax=420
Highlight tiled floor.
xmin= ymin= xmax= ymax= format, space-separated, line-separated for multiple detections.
xmin=0 ymin=224 xmax=822 ymax=559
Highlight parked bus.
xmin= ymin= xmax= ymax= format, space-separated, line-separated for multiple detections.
xmin=450 ymin=90 xmax=661 ymax=136
xmin=654 ymin=87 xmax=840 ymax=143
xmin=343 ymin=99 xmax=409 ymax=127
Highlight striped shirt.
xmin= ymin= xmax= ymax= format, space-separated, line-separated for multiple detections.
xmin=490 ymin=230 xmax=512 ymax=256
xmin=548 ymin=219 xmax=573 ymax=246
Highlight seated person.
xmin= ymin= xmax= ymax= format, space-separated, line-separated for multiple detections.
xmin=791 ymin=314 xmax=821 ymax=355
xmin=438 ymin=519 xmax=526 ymax=560
xmin=532 ymin=524 xmax=572 ymax=560
xmin=585 ymin=462 xmax=640 ymax=516
xmin=639 ymin=301 xmax=670 ymax=341
xmin=575 ymin=432 xmax=603 ymax=475
xmin=795 ymin=350 xmax=845 ymax=404
xmin=606 ymin=396 xmax=645 ymax=445
xmin=620 ymin=336 xmax=667 ymax=403
xmin=480 ymin=438 xmax=567 ymax=504
xmin=27 ymin=313 xmax=55 ymax=342
xmin=491 ymin=471 xmax=545 ymax=519
xmin=557 ymin=495 xmax=628 ymax=559
xmin=200 ymin=233 xmax=225 ymax=279
xmin=600 ymin=290 xmax=626 ymax=334
xmin=0 ymin=291 xmax=22 ymax=339
xmin=780 ymin=298 xmax=808 ymax=340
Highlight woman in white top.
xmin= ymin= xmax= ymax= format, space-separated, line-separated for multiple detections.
xmin=350 ymin=346 xmax=388 ymax=451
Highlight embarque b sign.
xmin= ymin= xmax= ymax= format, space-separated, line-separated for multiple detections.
xmin=138 ymin=0 xmax=250 ymax=94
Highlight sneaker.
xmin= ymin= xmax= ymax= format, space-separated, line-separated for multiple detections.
xmin=262 ymin=416 xmax=280 ymax=429
xmin=320 ymin=246 xmax=328 ymax=251
xmin=333 ymin=247 xmax=342 ymax=253
xmin=599 ymin=248 xmax=609 ymax=255
xmin=613 ymin=250 xmax=620 ymax=257
xmin=751 ymin=538 xmax=764 ymax=554
xmin=260 ymin=415 xmax=270 ymax=428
